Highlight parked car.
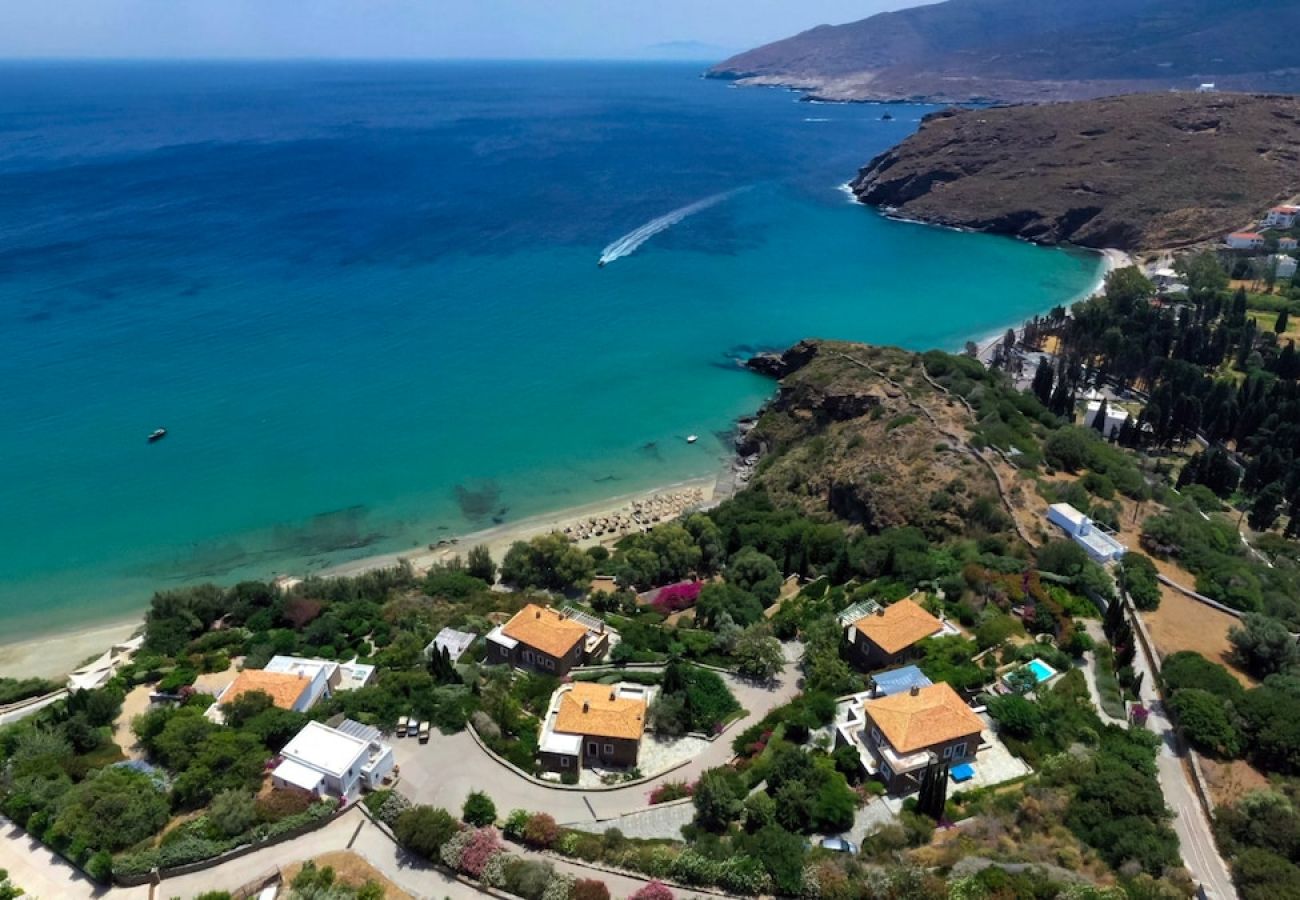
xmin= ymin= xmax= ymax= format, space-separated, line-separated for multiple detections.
xmin=396 ymin=716 xmax=408 ymax=737
xmin=818 ymin=836 xmax=859 ymax=855
xmin=408 ymin=712 xmax=419 ymax=735
xmin=418 ymin=721 xmax=431 ymax=744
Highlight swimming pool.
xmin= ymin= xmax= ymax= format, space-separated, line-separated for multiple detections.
xmin=1025 ymin=658 xmax=1058 ymax=683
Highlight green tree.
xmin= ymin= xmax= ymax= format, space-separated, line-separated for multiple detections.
xmin=1275 ymin=308 xmax=1290 ymax=334
xmin=466 ymin=545 xmax=496 ymax=583
xmin=207 ymin=788 xmax=258 ymax=838
xmin=1249 ymin=482 xmax=1285 ymax=532
xmin=693 ymin=767 xmax=744 ymax=831
xmin=1232 ymin=848 xmax=1300 ymax=900
xmin=732 ymin=628 xmax=784 ymax=682
xmin=52 ymin=767 xmax=170 ymax=853
xmin=1168 ymin=689 xmax=1241 ymax=757
xmin=1229 ymin=614 xmax=1300 ymax=678
xmin=988 ymin=694 xmax=1042 ymax=739
xmin=500 ymin=533 xmax=595 ymax=591
xmin=0 ymin=868 xmax=23 ymax=900
xmin=462 ymin=790 xmax=497 ymax=826
xmin=739 ymin=824 xmax=806 ymax=896
xmin=394 ymin=805 xmax=459 ymax=859
xmin=724 ymin=548 xmax=782 ymax=605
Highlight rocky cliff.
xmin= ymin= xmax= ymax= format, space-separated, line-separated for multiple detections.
xmin=709 ymin=0 xmax=1300 ymax=104
xmin=850 ymin=93 xmax=1300 ymax=251
xmin=740 ymin=341 xmax=1005 ymax=537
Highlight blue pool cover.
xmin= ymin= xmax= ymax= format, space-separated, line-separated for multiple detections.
xmin=950 ymin=763 xmax=975 ymax=782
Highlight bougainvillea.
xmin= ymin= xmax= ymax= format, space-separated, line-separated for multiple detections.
xmin=629 ymin=880 xmax=675 ymax=900
xmin=458 ymin=826 xmax=504 ymax=879
xmin=650 ymin=581 xmax=702 ymax=614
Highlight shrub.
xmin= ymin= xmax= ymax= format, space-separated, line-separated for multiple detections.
xmin=458 ymin=827 xmax=504 ymax=878
xmin=648 ymin=780 xmax=695 ymax=804
xmin=255 ymin=789 xmax=314 ymax=823
xmin=573 ymin=879 xmax=611 ymax=900
xmin=503 ymin=807 xmax=531 ymax=839
xmin=542 ymin=872 xmax=576 ymax=900
xmin=523 ymin=812 xmax=560 ymax=849
xmin=502 ymin=857 xmax=554 ymax=899
xmin=395 ymin=806 xmax=459 ymax=860
xmin=629 ymin=880 xmax=675 ymax=900
xmin=207 ymin=789 xmax=258 ymax=838
xmin=462 ymin=790 xmax=497 ymax=827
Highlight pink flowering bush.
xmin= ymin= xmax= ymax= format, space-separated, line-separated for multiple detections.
xmin=629 ymin=880 xmax=675 ymax=900
xmin=650 ymin=581 xmax=702 ymax=615
xmin=458 ymin=826 xmax=505 ymax=879
xmin=648 ymin=780 xmax=695 ymax=805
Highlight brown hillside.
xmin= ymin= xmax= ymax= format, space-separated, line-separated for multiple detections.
xmin=849 ymin=93 xmax=1300 ymax=251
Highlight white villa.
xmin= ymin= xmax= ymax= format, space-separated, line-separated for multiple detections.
xmin=271 ymin=719 xmax=395 ymax=800
xmin=1269 ymin=254 xmax=1298 ymax=280
xmin=1264 ymin=206 xmax=1299 ymax=229
xmin=1225 ymin=232 xmax=1266 ymax=250
xmin=1047 ymin=503 xmax=1126 ymax=563
xmin=1084 ymin=400 xmax=1130 ymax=439
xmin=426 ymin=627 xmax=477 ymax=663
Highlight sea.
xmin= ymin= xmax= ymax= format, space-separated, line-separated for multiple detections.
xmin=0 ymin=61 xmax=1103 ymax=640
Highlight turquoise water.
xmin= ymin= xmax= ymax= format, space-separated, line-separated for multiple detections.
xmin=0 ymin=62 xmax=1102 ymax=639
xmin=1026 ymin=660 xmax=1058 ymax=683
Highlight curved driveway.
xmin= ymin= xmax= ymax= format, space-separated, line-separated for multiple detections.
xmin=395 ymin=645 xmax=803 ymax=825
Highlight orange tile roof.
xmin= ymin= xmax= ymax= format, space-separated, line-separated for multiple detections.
xmin=853 ymin=598 xmax=943 ymax=655
xmin=553 ymin=682 xmax=647 ymax=742
xmin=220 ymin=669 xmax=311 ymax=711
xmin=864 ymin=682 xmax=985 ymax=754
xmin=502 ymin=604 xmax=589 ymax=659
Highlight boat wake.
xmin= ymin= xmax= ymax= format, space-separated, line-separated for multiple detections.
xmin=599 ymin=189 xmax=742 ymax=266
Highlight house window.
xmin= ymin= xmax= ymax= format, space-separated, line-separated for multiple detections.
xmin=588 ymin=741 xmax=598 ymax=757
xmin=881 ymin=763 xmax=893 ymax=782
xmin=870 ymin=727 xmax=881 ymax=745
xmin=561 ymin=756 xmax=571 ymax=768
xmin=942 ymin=745 xmax=954 ymax=759
xmin=544 ymin=658 xmax=554 ymax=670
xmin=523 ymin=649 xmax=534 ymax=664
xmin=951 ymin=742 xmax=967 ymax=759
xmin=604 ymin=743 xmax=614 ymax=756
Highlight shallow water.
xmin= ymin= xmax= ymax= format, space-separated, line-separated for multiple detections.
xmin=0 ymin=61 xmax=1102 ymax=637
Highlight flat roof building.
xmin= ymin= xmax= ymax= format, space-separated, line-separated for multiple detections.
xmin=272 ymin=719 xmax=394 ymax=800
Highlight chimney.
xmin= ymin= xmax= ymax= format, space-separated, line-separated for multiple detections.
xmin=610 ymin=689 xmax=617 ymax=701
xmin=909 ymin=684 xmax=921 ymax=697
xmin=535 ymin=610 xmax=542 ymax=619
xmin=582 ymin=701 xmax=590 ymax=714
xmin=876 ymin=607 xmax=886 ymax=617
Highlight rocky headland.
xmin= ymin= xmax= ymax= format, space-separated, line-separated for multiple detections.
xmin=849 ymin=93 xmax=1300 ymax=251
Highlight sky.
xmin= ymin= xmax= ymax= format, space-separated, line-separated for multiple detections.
xmin=0 ymin=0 xmax=923 ymax=60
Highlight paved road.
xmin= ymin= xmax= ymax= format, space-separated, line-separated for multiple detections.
xmin=1125 ymin=600 xmax=1238 ymax=900
xmin=396 ymin=645 xmax=803 ymax=826
xmin=1 ymin=649 xmax=801 ymax=899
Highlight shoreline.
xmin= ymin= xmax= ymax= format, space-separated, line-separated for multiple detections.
xmin=0 ymin=245 xmax=1113 ymax=684
xmin=0 ymin=475 xmax=723 ymax=681
xmin=973 ymin=246 xmax=1132 ymax=362
xmin=0 ymin=617 xmax=143 ymax=681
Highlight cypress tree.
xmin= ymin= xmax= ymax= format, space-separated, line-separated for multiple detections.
xmin=1275 ymin=308 xmax=1290 ymax=334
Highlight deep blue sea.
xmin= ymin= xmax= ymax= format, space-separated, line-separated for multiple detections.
xmin=0 ymin=62 xmax=1102 ymax=638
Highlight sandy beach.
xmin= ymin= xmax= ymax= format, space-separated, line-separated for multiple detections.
xmin=319 ymin=475 xmax=720 ymax=580
xmin=0 ymin=476 xmax=721 ymax=681
xmin=975 ymin=246 xmax=1134 ymax=362
xmin=0 ymin=617 xmax=142 ymax=681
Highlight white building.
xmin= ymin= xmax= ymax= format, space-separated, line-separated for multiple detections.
xmin=263 ymin=656 xmax=339 ymax=709
xmin=1047 ymin=503 xmax=1126 ymax=563
xmin=1264 ymin=206 xmax=1299 ymax=229
xmin=1225 ymin=232 xmax=1266 ymax=250
xmin=1269 ymin=254 xmax=1298 ymax=280
xmin=1279 ymin=237 xmax=1298 ymax=252
xmin=426 ymin=627 xmax=477 ymax=663
xmin=271 ymin=719 xmax=395 ymax=800
xmin=1084 ymin=400 xmax=1130 ymax=439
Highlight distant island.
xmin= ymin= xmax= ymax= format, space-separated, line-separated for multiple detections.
xmin=850 ymin=92 xmax=1300 ymax=251
xmin=708 ymin=0 xmax=1300 ymax=104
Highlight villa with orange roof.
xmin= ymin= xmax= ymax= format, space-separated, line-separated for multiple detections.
xmin=537 ymin=681 xmax=650 ymax=773
xmin=856 ymin=681 xmax=984 ymax=792
xmin=486 ymin=603 xmax=610 ymax=675
xmin=842 ymin=596 xmax=948 ymax=670
xmin=208 ymin=668 xmax=320 ymax=720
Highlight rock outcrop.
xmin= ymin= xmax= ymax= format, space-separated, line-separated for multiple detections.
xmin=850 ymin=93 xmax=1300 ymax=251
